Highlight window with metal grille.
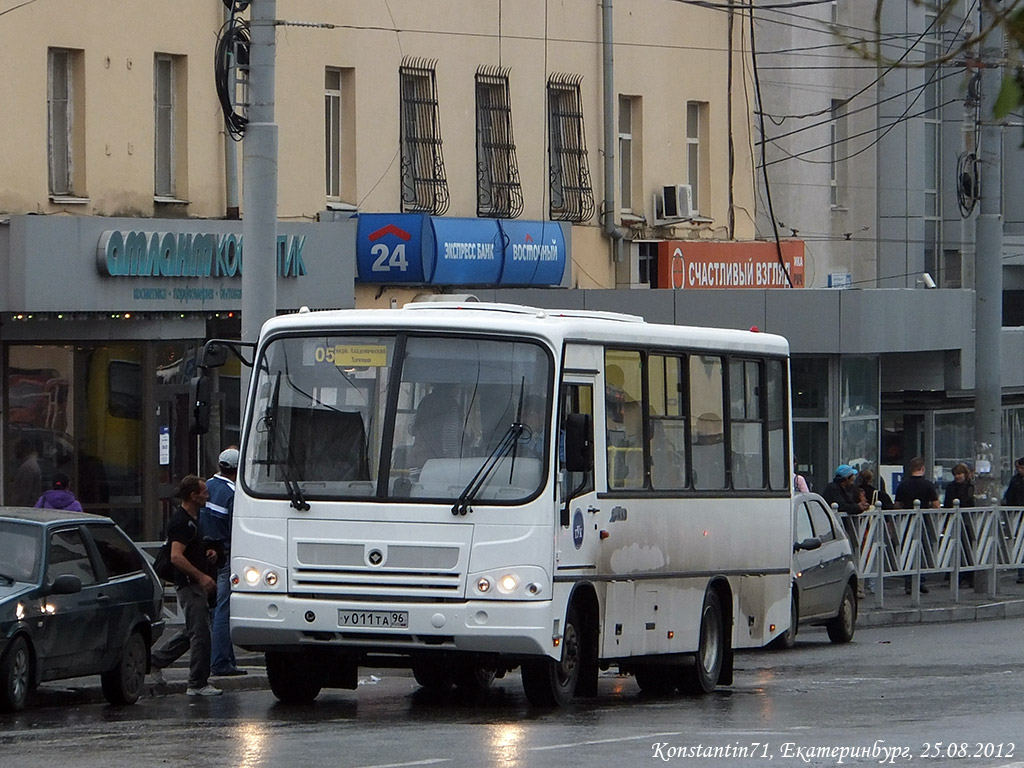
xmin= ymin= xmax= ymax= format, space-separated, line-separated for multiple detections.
xmin=475 ymin=67 xmax=523 ymax=219
xmin=547 ymin=74 xmax=594 ymax=222
xmin=400 ymin=59 xmax=449 ymax=215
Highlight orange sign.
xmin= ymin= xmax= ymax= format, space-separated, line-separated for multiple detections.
xmin=656 ymin=240 xmax=804 ymax=289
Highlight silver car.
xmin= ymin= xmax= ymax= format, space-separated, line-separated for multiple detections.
xmin=774 ymin=492 xmax=858 ymax=648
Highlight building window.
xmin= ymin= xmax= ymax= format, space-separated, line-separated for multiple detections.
xmin=923 ymin=11 xmax=943 ymax=284
xmin=154 ymin=54 xmax=187 ymax=201
xmin=829 ymin=99 xmax=846 ymax=207
xmin=618 ymin=95 xmax=636 ymax=214
xmin=325 ymin=68 xmax=342 ymax=200
xmin=686 ymin=101 xmax=707 ymax=215
xmin=475 ymin=67 xmax=522 ymax=218
xmin=547 ymin=74 xmax=595 ymax=222
xmin=48 ymin=48 xmax=85 ymax=198
xmin=400 ymin=58 xmax=449 ymax=215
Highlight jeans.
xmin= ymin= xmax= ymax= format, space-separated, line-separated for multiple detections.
xmin=210 ymin=561 xmax=237 ymax=673
xmin=151 ymin=583 xmax=212 ymax=689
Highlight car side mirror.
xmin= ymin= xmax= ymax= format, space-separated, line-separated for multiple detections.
xmin=794 ymin=536 xmax=822 ymax=553
xmin=49 ymin=574 xmax=82 ymax=595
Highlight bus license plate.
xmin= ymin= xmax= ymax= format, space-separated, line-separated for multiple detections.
xmin=338 ymin=610 xmax=409 ymax=628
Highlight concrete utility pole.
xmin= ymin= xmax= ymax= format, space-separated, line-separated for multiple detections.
xmin=973 ymin=8 xmax=1004 ymax=504
xmin=241 ymin=0 xmax=278 ymax=363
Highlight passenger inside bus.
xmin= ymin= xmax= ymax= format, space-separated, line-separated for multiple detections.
xmin=408 ymin=384 xmax=464 ymax=469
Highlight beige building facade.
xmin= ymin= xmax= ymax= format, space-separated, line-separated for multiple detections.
xmin=0 ymin=0 xmax=759 ymax=536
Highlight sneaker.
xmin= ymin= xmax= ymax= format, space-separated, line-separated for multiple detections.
xmin=920 ymin=584 xmax=929 ymax=594
xmin=212 ymin=667 xmax=247 ymax=677
xmin=1016 ymin=576 xmax=1024 ymax=584
xmin=148 ymin=669 xmax=167 ymax=686
xmin=186 ymin=685 xmax=223 ymax=696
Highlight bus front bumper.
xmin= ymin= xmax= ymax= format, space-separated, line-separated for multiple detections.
xmin=230 ymin=592 xmax=559 ymax=658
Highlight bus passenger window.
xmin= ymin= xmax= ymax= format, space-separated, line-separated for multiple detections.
xmin=605 ymin=352 xmax=643 ymax=489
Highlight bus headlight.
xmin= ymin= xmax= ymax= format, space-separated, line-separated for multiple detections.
xmin=497 ymin=574 xmax=519 ymax=593
xmin=469 ymin=566 xmax=548 ymax=600
xmin=264 ymin=571 xmax=279 ymax=586
xmin=244 ymin=567 xmax=261 ymax=586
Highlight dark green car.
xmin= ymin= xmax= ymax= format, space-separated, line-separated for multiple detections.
xmin=0 ymin=508 xmax=164 ymax=711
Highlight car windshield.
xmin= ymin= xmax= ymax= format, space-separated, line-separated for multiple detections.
xmin=0 ymin=521 xmax=42 ymax=582
xmin=243 ymin=332 xmax=552 ymax=504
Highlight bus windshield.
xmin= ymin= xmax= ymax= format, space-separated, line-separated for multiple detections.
xmin=243 ymin=333 xmax=552 ymax=504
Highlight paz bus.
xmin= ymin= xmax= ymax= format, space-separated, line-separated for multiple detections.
xmin=221 ymin=302 xmax=793 ymax=705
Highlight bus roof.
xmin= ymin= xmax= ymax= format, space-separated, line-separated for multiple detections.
xmin=263 ymin=302 xmax=790 ymax=355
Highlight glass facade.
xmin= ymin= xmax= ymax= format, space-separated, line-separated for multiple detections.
xmin=4 ymin=339 xmax=236 ymax=541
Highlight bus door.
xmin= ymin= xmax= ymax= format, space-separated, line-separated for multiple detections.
xmin=554 ymin=374 xmax=604 ymax=581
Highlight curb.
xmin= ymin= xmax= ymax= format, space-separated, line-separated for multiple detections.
xmin=859 ymin=598 xmax=1024 ymax=627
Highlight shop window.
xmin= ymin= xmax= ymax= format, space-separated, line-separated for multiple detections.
xmin=6 ymin=346 xmax=75 ymax=506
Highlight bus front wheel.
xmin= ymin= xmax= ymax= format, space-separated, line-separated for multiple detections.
xmin=266 ymin=651 xmax=323 ymax=704
xmin=678 ymin=589 xmax=724 ymax=695
xmin=521 ymin=605 xmax=582 ymax=707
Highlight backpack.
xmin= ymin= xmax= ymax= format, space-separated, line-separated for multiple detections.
xmin=153 ymin=541 xmax=175 ymax=583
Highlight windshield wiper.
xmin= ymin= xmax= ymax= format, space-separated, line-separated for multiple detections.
xmin=257 ymin=371 xmax=310 ymax=511
xmin=0 ymin=571 xmax=16 ymax=585
xmin=451 ymin=420 xmax=525 ymax=516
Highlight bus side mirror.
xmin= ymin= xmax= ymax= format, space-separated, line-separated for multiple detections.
xmin=201 ymin=342 xmax=230 ymax=369
xmin=190 ymin=373 xmax=212 ymax=435
xmin=564 ymin=413 xmax=593 ymax=473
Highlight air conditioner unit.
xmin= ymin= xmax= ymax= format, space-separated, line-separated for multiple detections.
xmin=654 ymin=184 xmax=696 ymax=223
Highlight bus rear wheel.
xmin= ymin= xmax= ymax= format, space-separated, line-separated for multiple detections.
xmin=521 ymin=605 xmax=582 ymax=707
xmin=677 ymin=589 xmax=724 ymax=695
xmin=266 ymin=651 xmax=323 ymax=704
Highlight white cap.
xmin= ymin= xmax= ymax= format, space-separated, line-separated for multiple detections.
xmin=218 ymin=448 xmax=240 ymax=469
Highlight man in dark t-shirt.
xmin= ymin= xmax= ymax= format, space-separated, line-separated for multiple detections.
xmin=149 ymin=475 xmax=221 ymax=695
xmin=894 ymin=457 xmax=939 ymax=595
xmin=894 ymin=457 xmax=940 ymax=510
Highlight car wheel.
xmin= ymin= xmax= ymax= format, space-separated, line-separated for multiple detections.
xmin=771 ymin=590 xmax=798 ymax=650
xmin=678 ymin=589 xmax=725 ymax=695
xmin=521 ymin=604 xmax=582 ymax=707
xmin=826 ymin=583 xmax=857 ymax=644
xmin=266 ymin=651 xmax=323 ymax=704
xmin=0 ymin=636 xmax=31 ymax=712
xmin=101 ymin=631 xmax=147 ymax=705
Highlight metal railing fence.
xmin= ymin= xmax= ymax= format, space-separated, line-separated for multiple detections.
xmin=842 ymin=502 xmax=1024 ymax=608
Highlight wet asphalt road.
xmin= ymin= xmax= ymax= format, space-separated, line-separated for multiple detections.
xmin=3 ymin=618 xmax=1023 ymax=768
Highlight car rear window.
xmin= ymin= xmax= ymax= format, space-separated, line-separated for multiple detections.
xmin=89 ymin=525 xmax=146 ymax=578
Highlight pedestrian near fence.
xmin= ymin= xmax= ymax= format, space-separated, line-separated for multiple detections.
xmin=148 ymin=475 xmax=222 ymax=696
